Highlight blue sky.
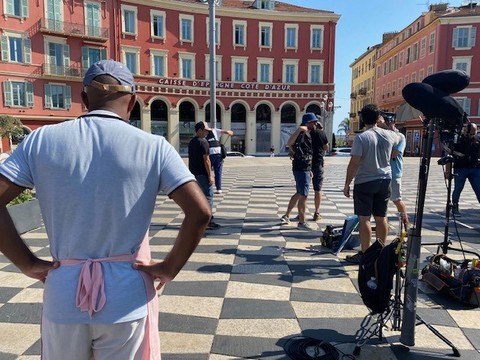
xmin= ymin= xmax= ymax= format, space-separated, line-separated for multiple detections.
xmin=289 ymin=0 xmax=465 ymax=134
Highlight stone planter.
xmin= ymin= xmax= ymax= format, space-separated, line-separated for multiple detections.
xmin=7 ymin=198 xmax=42 ymax=234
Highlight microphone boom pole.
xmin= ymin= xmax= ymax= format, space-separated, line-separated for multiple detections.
xmin=400 ymin=117 xmax=435 ymax=346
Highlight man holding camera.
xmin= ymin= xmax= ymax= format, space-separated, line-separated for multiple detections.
xmin=448 ymin=122 xmax=480 ymax=216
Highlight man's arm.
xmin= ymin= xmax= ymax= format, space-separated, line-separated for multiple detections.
xmin=134 ymin=181 xmax=211 ymax=289
xmin=343 ymin=155 xmax=361 ymax=198
xmin=220 ymin=129 xmax=233 ymax=136
xmin=287 ymin=126 xmax=307 ymax=147
xmin=0 ymin=175 xmax=58 ymax=281
xmin=203 ymin=154 xmax=214 ymax=185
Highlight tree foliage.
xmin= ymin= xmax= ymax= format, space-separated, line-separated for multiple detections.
xmin=0 ymin=115 xmax=24 ymax=139
xmin=337 ymin=117 xmax=350 ymax=135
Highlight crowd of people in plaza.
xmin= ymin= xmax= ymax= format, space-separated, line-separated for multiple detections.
xmin=1 ymin=59 xmax=480 ymax=360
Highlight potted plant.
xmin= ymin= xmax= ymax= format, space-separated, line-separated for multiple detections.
xmin=1 ymin=115 xmax=43 ymax=234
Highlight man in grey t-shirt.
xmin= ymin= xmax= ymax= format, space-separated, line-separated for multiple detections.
xmin=343 ymin=104 xmax=399 ymax=264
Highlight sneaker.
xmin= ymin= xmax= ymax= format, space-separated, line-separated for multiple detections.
xmin=313 ymin=212 xmax=321 ymax=221
xmin=216 ymin=190 xmax=222 ymax=194
xmin=207 ymin=221 xmax=221 ymax=230
xmin=291 ymin=215 xmax=299 ymax=221
xmin=346 ymin=251 xmax=363 ymax=264
xmin=281 ymin=215 xmax=291 ymax=224
xmin=297 ymin=222 xmax=317 ymax=231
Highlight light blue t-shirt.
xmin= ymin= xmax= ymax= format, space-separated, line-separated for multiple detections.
xmin=391 ymin=131 xmax=406 ymax=179
xmin=0 ymin=110 xmax=195 ymax=324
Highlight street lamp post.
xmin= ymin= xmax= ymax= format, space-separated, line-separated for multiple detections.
xmin=208 ymin=0 xmax=221 ymax=129
xmin=320 ymin=96 xmax=335 ymax=148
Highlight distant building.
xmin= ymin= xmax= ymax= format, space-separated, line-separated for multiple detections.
xmin=349 ymin=3 xmax=480 ymax=156
xmin=0 ymin=0 xmax=340 ymax=155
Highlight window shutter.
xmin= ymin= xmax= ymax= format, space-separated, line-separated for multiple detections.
xmin=63 ymin=44 xmax=70 ymax=68
xmin=100 ymin=48 xmax=107 ymax=60
xmin=23 ymin=38 xmax=31 ymax=63
xmin=44 ymin=84 xmax=52 ymax=108
xmin=81 ymin=47 xmax=89 ymax=70
xmin=65 ymin=85 xmax=71 ymax=109
xmin=469 ymin=27 xmax=476 ymax=47
xmin=6 ymin=0 xmax=14 ymax=15
xmin=452 ymin=28 xmax=458 ymax=47
xmin=1 ymin=36 xmax=9 ymax=61
xmin=26 ymin=82 xmax=34 ymax=107
xmin=21 ymin=0 xmax=29 ymax=17
xmin=3 ymin=81 xmax=13 ymax=106
xmin=465 ymin=98 xmax=471 ymax=115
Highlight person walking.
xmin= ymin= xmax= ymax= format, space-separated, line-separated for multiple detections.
xmin=448 ymin=122 xmax=480 ymax=216
xmin=206 ymin=126 xmax=233 ymax=194
xmin=343 ymin=104 xmax=399 ymax=264
xmin=310 ymin=121 xmax=329 ymax=221
xmin=0 ymin=59 xmax=211 ymax=360
xmin=189 ymin=121 xmax=221 ymax=229
xmin=281 ymin=113 xmax=318 ymax=231
xmin=270 ymin=145 xmax=275 ymax=157
xmin=384 ymin=115 xmax=409 ymax=226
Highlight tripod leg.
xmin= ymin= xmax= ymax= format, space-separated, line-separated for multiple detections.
xmin=415 ymin=313 xmax=460 ymax=357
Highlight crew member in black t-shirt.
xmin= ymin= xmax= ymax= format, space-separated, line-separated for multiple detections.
xmin=189 ymin=121 xmax=220 ymax=229
xmin=449 ymin=122 xmax=480 ymax=216
xmin=310 ymin=120 xmax=329 ymax=221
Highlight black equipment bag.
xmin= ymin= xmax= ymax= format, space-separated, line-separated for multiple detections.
xmin=220 ymin=143 xmax=227 ymax=159
xmin=358 ymin=240 xmax=399 ymax=314
xmin=321 ymin=225 xmax=343 ymax=251
xmin=422 ymin=254 xmax=480 ymax=306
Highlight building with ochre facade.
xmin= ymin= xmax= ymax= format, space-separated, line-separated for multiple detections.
xmin=0 ymin=0 xmax=340 ymax=155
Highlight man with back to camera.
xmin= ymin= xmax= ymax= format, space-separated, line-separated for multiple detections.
xmin=280 ymin=112 xmax=318 ymax=231
xmin=0 ymin=59 xmax=211 ymax=359
xmin=189 ymin=121 xmax=221 ymax=229
xmin=343 ymin=104 xmax=400 ymax=264
xmin=446 ymin=122 xmax=480 ymax=216
xmin=310 ymin=118 xmax=329 ymax=221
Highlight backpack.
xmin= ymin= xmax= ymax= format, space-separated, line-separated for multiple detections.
xmin=358 ymin=240 xmax=399 ymax=314
xmin=290 ymin=131 xmax=312 ymax=168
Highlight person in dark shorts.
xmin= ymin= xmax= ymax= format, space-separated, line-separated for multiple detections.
xmin=310 ymin=120 xmax=329 ymax=221
xmin=189 ymin=121 xmax=220 ymax=229
xmin=343 ymin=104 xmax=399 ymax=264
xmin=281 ymin=113 xmax=318 ymax=231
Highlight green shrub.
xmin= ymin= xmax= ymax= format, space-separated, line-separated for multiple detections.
xmin=8 ymin=189 xmax=34 ymax=206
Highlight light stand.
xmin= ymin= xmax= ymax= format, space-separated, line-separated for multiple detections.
xmin=434 ymin=154 xmax=480 ymax=257
xmin=400 ymin=117 xmax=460 ymax=356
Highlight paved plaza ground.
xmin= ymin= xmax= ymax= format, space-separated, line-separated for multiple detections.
xmin=0 ymin=155 xmax=479 ymax=359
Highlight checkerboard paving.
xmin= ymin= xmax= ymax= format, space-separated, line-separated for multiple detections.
xmin=1 ymin=156 xmax=480 ymax=359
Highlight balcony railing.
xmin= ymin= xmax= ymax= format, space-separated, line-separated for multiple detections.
xmin=358 ymin=88 xmax=367 ymax=96
xmin=39 ymin=19 xmax=109 ymax=40
xmin=42 ymin=63 xmax=84 ymax=78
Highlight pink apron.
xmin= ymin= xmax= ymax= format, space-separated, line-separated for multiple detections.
xmin=59 ymin=234 xmax=160 ymax=360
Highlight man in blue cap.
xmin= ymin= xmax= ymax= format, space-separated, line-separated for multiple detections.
xmin=280 ymin=113 xmax=318 ymax=231
xmin=0 ymin=59 xmax=211 ymax=359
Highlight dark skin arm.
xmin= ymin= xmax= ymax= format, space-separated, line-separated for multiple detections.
xmin=0 ymin=174 xmax=59 ymax=281
xmin=134 ymin=180 xmax=211 ymax=289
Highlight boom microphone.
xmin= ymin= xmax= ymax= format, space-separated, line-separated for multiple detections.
xmin=422 ymin=70 xmax=470 ymax=94
xmin=402 ymin=83 xmax=464 ymax=121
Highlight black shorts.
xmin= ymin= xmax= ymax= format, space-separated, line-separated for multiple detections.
xmin=353 ymin=179 xmax=391 ymax=217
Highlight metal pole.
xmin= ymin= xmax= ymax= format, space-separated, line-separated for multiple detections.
xmin=400 ymin=118 xmax=435 ymax=346
xmin=208 ymin=0 xmax=217 ymax=129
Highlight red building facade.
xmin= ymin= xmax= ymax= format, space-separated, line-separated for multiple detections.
xmin=374 ymin=3 xmax=480 ymax=156
xmin=0 ymin=0 xmax=339 ymax=155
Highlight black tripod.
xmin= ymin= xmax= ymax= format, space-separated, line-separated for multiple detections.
xmin=400 ymin=118 xmax=460 ymax=356
xmin=434 ymin=154 xmax=480 ymax=258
